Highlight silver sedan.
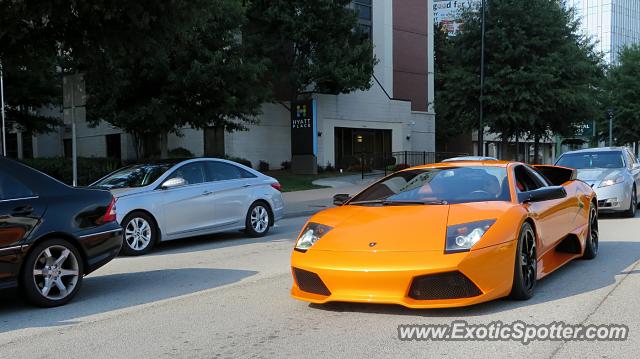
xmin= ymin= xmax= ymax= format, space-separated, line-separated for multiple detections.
xmin=91 ymin=158 xmax=284 ymax=255
xmin=555 ymin=147 xmax=640 ymax=217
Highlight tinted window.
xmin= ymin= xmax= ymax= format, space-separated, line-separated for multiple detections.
xmin=92 ymin=164 xmax=174 ymax=189
xmin=0 ymin=173 xmax=34 ymax=200
xmin=350 ymin=166 xmax=510 ymax=204
xmin=168 ymin=162 xmax=206 ymax=185
xmin=556 ymin=151 xmax=625 ymax=169
xmin=205 ymin=162 xmax=256 ymax=181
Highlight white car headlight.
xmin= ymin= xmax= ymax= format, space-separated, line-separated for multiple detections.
xmin=599 ymin=175 xmax=625 ymax=187
xmin=445 ymin=219 xmax=496 ymax=254
xmin=295 ymin=223 xmax=333 ymax=252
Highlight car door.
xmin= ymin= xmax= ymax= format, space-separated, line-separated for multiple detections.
xmin=0 ymin=172 xmax=46 ymax=282
xmin=625 ymin=149 xmax=640 ymax=194
xmin=204 ymin=161 xmax=258 ymax=229
xmin=514 ymin=165 xmax=570 ymax=255
xmin=159 ymin=161 xmax=216 ymax=237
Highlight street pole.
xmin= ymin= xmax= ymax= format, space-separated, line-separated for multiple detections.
xmin=608 ymin=109 xmax=613 ymax=147
xmin=478 ymin=0 xmax=486 ymax=156
xmin=0 ymin=61 xmax=6 ymax=157
xmin=71 ymin=80 xmax=77 ymax=186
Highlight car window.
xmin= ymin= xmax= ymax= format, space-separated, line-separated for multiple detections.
xmin=167 ymin=162 xmax=206 ymax=185
xmin=556 ymin=151 xmax=625 ymax=169
xmin=205 ymin=162 xmax=256 ymax=181
xmin=627 ymin=150 xmax=637 ymax=168
xmin=514 ymin=165 xmax=544 ymax=192
xmin=0 ymin=172 xmax=35 ymax=201
xmin=350 ymin=166 xmax=510 ymax=204
xmin=92 ymin=163 xmax=174 ymax=189
xmin=527 ymin=166 xmax=551 ymax=187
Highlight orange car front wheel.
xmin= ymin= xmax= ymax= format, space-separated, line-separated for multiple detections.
xmin=510 ymin=222 xmax=537 ymax=300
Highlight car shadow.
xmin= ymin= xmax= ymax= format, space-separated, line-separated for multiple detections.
xmin=307 ymin=240 xmax=640 ymax=317
xmin=0 ymin=267 xmax=256 ymax=333
xmin=146 ymin=219 xmax=302 ymax=257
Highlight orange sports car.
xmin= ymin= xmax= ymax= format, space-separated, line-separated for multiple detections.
xmin=290 ymin=160 xmax=598 ymax=308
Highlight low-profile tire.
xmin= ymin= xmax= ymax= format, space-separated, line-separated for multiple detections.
xmin=582 ymin=204 xmax=599 ymax=260
xmin=20 ymin=238 xmax=84 ymax=307
xmin=624 ymin=187 xmax=637 ymax=218
xmin=121 ymin=212 xmax=158 ymax=256
xmin=245 ymin=201 xmax=272 ymax=238
xmin=510 ymin=222 xmax=537 ymax=300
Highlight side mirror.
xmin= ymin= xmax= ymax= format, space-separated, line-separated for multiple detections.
xmin=333 ymin=194 xmax=352 ymax=206
xmin=520 ymin=186 xmax=567 ymax=203
xmin=632 ymin=163 xmax=640 ymax=170
xmin=161 ymin=177 xmax=187 ymax=189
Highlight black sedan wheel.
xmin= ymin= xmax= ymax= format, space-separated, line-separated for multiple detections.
xmin=510 ymin=222 xmax=537 ymax=300
xmin=20 ymin=239 xmax=84 ymax=307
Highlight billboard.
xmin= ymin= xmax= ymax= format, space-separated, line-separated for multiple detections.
xmin=434 ymin=0 xmax=478 ymax=35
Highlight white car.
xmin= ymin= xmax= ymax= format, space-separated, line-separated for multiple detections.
xmin=91 ymin=158 xmax=284 ymax=255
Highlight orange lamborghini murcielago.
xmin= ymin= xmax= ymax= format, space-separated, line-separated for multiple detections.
xmin=290 ymin=160 xmax=598 ymax=308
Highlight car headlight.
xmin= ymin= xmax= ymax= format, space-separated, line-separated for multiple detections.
xmin=295 ymin=223 xmax=333 ymax=252
xmin=599 ymin=175 xmax=625 ymax=188
xmin=445 ymin=219 xmax=496 ymax=254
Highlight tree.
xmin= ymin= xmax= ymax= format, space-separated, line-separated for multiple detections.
xmin=0 ymin=1 xmax=62 ymax=134
xmin=436 ymin=0 xmax=604 ymax=162
xmin=244 ymin=0 xmax=376 ymax=104
xmin=66 ymin=0 xmax=270 ymax=158
xmin=601 ymin=45 xmax=640 ymax=150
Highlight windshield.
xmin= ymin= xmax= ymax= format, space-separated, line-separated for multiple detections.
xmin=350 ymin=166 xmax=510 ymax=205
xmin=92 ymin=164 xmax=174 ymax=189
xmin=556 ymin=151 xmax=625 ymax=169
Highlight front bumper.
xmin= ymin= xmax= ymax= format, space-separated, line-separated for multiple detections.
xmin=595 ymin=183 xmax=631 ymax=212
xmin=290 ymin=241 xmax=517 ymax=308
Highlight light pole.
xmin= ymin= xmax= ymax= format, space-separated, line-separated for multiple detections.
xmin=0 ymin=61 xmax=6 ymax=157
xmin=478 ymin=0 xmax=487 ymax=156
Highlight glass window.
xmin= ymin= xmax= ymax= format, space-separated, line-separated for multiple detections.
xmin=92 ymin=163 xmax=174 ymax=189
xmin=168 ymin=162 xmax=206 ymax=185
xmin=205 ymin=162 xmax=256 ymax=181
xmin=350 ymin=166 xmax=510 ymax=205
xmin=0 ymin=173 xmax=34 ymax=200
xmin=514 ymin=165 xmax=546 ymax=192
xmin=556 ymin=151 xmax=625 ymax=169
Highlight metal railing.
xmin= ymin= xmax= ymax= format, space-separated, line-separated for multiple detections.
xmin=357 ymin=151 xmax=469 ymax=179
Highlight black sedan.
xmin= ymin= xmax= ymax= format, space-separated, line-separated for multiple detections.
xmin=0 ymin=157 xmax=123 ymax=307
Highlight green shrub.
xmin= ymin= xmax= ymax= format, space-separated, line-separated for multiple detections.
xmin=258 ymin=160 xmax=269 ymax=172
xmin=21 ymin=157 xmax=121 ymax=186
xmin=168 ymin=147 xmax=195 ymax=158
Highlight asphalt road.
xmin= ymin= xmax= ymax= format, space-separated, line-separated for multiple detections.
xmin=1 ymin=213 xmax=639 ymax=359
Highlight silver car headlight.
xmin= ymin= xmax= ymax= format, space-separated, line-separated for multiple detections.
xmin=445 ymin=219 xmax=496 ymax=254
xmin=599 ymin=174 xmax=625 ymax=188
xmin=295 ymin=223 xmax=333 ymax=252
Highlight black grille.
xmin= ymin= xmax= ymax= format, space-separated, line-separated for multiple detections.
xmin=408 ymin=271 xmax=482 ymax=300
xmin=293 ymin=268 xmax=331 ymax=296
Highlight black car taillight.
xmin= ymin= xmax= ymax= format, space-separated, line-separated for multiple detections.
xmin=98 ymin=197 xmax=117 ymax=224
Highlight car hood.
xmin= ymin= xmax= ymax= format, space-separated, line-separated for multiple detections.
xmin=576 ymin=168 xmax=623 ymax=185
xmin=306 ymin=202 xmax=512 ymax=252
xmin=108 ymin=186 xmax=153 ymax=198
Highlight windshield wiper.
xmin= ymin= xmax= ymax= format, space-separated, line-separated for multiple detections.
xmin=349 ymin=199 xmax=448 ymax=206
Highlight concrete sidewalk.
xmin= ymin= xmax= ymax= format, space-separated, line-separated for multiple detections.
xmin=281 ymin=173 xmax=382 ymax=218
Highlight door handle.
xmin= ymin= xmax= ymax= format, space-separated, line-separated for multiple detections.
xmin=242 ymin=184 xmax=251 ymax=188
xmin=202 ymin=190 xmax=213 ymax=196
xmin=12 ymin=205 xmax=33 ymax=216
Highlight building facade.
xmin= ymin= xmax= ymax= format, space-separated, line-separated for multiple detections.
xmin=8 ymin=0 xmax=436 ymax=170
xmin=567 ymin=0 xmax=640 ymax=64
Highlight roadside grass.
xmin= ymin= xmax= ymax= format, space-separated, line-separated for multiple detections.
xmin=263 ymin=170 xmax=356 ymax=192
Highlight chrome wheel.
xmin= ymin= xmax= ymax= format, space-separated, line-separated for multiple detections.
xmin=32 ymin=245 xmax=80 ymax=301
xmin=521 ymin=227 xmax=537 ymax=291
xmin=250 ymin=205 xmax=269 ymax=234
xmin=125 ymin=217 xmax=152 ymax=251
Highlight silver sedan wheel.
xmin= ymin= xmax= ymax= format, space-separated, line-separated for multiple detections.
xmin=32 ymin=245 xmax=80 ymax=300
xmin=251 ymin=205 xmax=270 ymax=234
xmin=125 ymin=217 xmax=152 ymax=251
